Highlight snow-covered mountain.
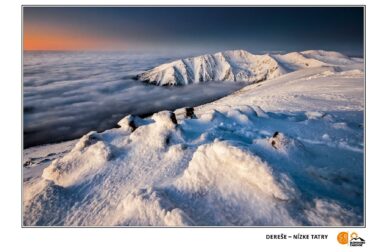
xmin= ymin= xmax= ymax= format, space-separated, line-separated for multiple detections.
xmin=136 ymin=50 xmax=287 ymax=86
xmin=136 ymin=49 xmax=359 ymax=86
xmin=301 ymin=50 xmax=358 ymax=65
xmin=23 ymin=55 xmax=364 ymax=226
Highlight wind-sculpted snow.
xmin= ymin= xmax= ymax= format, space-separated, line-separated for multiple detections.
xmin=136 ymin=49 xmax=361 ymax=86
xmin=42 ymin=132 xmax=112 ymax=187
xmin=23 ymin=55 xmax=364 ymax=226
xmin=175 ymin=141 xmax=295 ymax=201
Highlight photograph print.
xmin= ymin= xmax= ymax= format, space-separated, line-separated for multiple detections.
xmin=23 ymin=6 xmax=364 ymax=226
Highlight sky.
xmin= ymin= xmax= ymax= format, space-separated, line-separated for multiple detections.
xmin=23 ymin=7 xmax=364 ymax=56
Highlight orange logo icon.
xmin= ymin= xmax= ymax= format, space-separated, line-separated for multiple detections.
xmin=337 ymin=232 xmax=349 ymax=245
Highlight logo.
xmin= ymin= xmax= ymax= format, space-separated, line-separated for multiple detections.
xmin=349 ymin=232 xmax=365 ymax=247
xmin=337 ymin=232 xmax=349 ymax=245
xmin=337 ymin=232 xmax=365 ymax=247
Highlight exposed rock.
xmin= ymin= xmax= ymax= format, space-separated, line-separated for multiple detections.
xmin=185 ymin=107 xmax=196 ymax=119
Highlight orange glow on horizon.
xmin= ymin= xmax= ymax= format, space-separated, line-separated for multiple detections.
xmin=24 ymin=23 xmax=127 ymax=51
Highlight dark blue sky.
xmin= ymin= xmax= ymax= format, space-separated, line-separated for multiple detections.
xmin=24 ymin=7 xmax=364 ymax=56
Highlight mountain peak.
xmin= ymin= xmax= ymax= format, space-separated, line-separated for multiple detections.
xmin=137 ymin=49 xmax=285 ymax=86
xmin=136 ymin=49 xmax=358 ymax=86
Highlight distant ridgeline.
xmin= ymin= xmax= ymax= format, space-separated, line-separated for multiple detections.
xmin=136 ymin=49 xmax=359 ymax=86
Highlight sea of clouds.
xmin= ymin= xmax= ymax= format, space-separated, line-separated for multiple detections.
xmin=23 ymin=51 xmax=246 ymax=148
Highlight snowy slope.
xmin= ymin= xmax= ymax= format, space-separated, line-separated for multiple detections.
xmin=136 ymin=49 xmax=360 ymax=86
xmin=23 ymin=55 xmax=364 ymax=226
xmin=137 ymin=50 xmax=288 ymax=86
xmin=195 ymin=66 xmax=364 ymax=113
xmin=271 ymin=52 xmax=324 ymax=71
xmin=301 ymin=50 xmax=357 ymax=65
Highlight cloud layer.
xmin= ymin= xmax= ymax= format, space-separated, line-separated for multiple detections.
xmin=23 ymin=51 xmax=246 ymax=148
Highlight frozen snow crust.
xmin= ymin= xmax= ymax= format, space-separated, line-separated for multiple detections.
xmin=24 ymin=106 xmax=363 ymax=226
xmin=23 ymin=50 xmax=364 ymax=226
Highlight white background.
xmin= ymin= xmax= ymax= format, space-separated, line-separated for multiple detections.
xmin=0 ymin=0 xmax=377 ymax=251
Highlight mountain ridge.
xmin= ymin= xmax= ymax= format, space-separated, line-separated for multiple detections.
xmin=136 ymin=49 xmax=358 ymax=86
